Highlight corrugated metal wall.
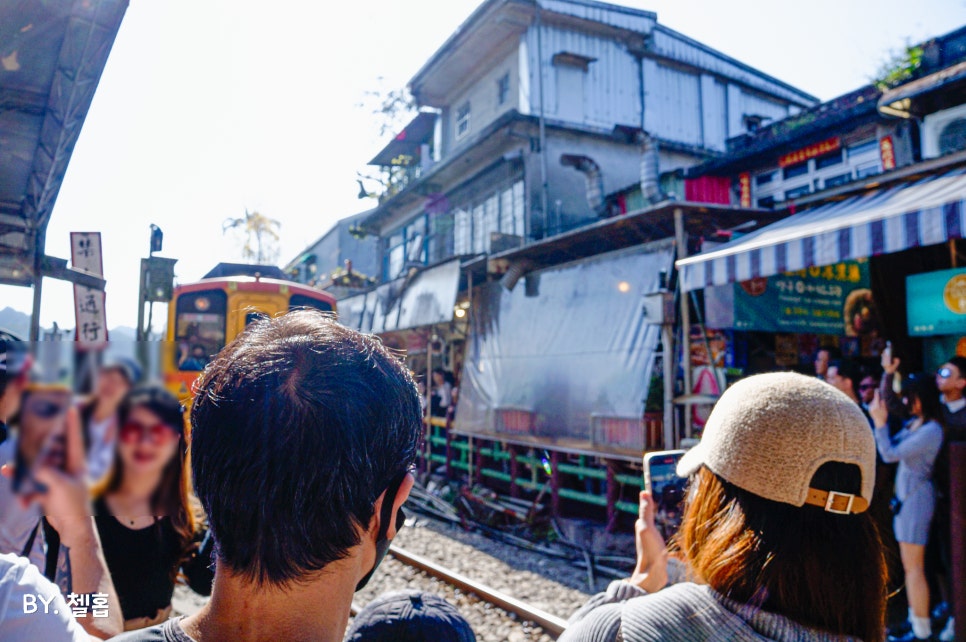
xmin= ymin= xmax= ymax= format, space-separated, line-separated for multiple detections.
xmin=527 ymin=25 xmax=641 ymax=130
xmin=649 ymin=26 xmax=815 ymax=107
xmin=538 ymin=0 xmax=656 ymax=34
xmin=644 ymin=59 xmax=702 ymax=146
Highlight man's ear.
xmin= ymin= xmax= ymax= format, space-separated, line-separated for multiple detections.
xmin=387 ymin=472 xmax=414 ymax=540
xmin=368 ymin=472 xmax=415 ymax=540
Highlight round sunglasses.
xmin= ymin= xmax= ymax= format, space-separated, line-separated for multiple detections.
xmin=119 ymin=421 xmax=179 ymax=446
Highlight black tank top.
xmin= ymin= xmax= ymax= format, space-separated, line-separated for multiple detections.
xmin=93 ymin=497 xmax=182 ymax=620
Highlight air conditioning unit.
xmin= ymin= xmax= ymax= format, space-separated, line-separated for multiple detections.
xmin=921 ymin=103 xmax=966 ymax=159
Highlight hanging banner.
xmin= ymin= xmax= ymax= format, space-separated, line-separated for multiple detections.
xmin=734 ymin=259 xmax=874 ymax=336
xmin=71 ymin=232 xmax=108 ymax=350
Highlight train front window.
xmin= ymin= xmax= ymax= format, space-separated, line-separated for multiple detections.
xmin=175 ymin=290 xmax=227 ymax=371
xmin=289 ymin=294 xmax=333 ymax=313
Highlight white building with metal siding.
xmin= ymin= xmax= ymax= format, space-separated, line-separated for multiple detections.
xmin=360 ymin=0 xmax=817 ymax=281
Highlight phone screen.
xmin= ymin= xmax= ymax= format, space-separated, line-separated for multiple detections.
xmin=644 ymin=450 xmax=687 ymax=538
xmin=12 ymin=387 xmax=71 ymax=494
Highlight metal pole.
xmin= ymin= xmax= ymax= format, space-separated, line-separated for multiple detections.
xmin=662 ymin=325 xmax=675 ymax=449
xmin=425 ymin=329 xmax=433 ymax=476
xmin=136 ymin=259 xmax=146 ymax=342
xmin=467 ymin=270 xmax=474 ymax=484
xmin=674 ymin=208 xmax=692 ymax=438
xmin=29 ymin=226 xmax=46 ymax=344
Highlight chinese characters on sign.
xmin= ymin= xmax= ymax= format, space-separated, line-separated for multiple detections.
xmin=880 ymin=136 xmax=897 ymax=170
xmin=738 ymin=172 xmax=751 ymax=207
xmin=734 ymin=259 xmax=874 ymax=336
xmin=778 ymin=137 xmax=841 ymax=168
xmin=70 ymin=232 xmax=107 ymax=350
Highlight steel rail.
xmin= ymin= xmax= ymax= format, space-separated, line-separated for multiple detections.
xmin=388 ymin=545 xmax=570 ymax=637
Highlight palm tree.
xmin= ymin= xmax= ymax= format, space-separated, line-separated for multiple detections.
xmin=223 ymin=209 xmax=281 ymax=265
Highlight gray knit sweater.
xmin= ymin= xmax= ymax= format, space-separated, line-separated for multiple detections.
xmin=560 ymin=580 xmax=863 ymax=642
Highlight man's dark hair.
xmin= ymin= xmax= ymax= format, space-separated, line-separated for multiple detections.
xmin=190 ymin=310 xmax=421 ymax=586
xmin=816 ymin=345 xmax=841 ymax=360
xmin=830 ymin=359 xmax=862 ymax=397
xmin=946 ymin=355 xmax=966 ymax=378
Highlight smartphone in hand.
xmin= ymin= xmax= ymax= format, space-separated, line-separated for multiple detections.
xmin=643 ymin=449 xmax=687 ymax=538
xmin=12 ymin=385 xmax=72 ymax=495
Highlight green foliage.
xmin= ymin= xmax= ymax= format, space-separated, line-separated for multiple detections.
xmin=222 ymin=209 xmax=281 ymax=265
xmin=873 ymin=44 xmax=924 ymax=90
xmin=356 ymin=78 xmax=419 ymax=199
xmin=645 ymin=373 xmax=664 ymax=414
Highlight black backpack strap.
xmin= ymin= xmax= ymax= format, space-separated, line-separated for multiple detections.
xmin=42 ymin=518 xmax=60 ymax=582
xmin=19 ymin=521 xmax=40 ymax=559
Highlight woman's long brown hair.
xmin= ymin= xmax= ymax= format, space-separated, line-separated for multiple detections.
xmin=674 ymin=464 xmax=886 ymax=642
xmin=92 ymin=413 xmax=203 ymax=581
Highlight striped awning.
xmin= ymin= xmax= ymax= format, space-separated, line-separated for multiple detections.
xmin=677 ymin=167 xmax=966 ymax=291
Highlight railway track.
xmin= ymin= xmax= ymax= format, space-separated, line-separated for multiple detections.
xmin=350 ymin=544 xmax=570 ymax=639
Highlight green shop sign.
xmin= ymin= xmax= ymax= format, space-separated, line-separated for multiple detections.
xmin=734 ymin=259 xmax=872 ymax=335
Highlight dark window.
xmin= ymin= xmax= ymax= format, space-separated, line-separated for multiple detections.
xmin=847 ymin=139 xmax=878 ymax=158
xmin=783 ymin=162 xmax=808 ymax=180
xmin=497 ymin=73 xmax=510 ymax=106
xmin=174 ymin=290 xmax=227 ymax=372
xmin=785 ymin=185 xmax=811 ymax=200
xmin=824 ymin=172 xmax=852 ymax=188
xmin=757 ymin=195 xmax=776 ymax=208
xmin=755 ymin=171 xmax=776 ymax=186
xmin=814 ymin=150 xmax=843 ymax=169
xmin=289 ymin=294 xmax=333 ymax=313
xmin=855 ymin=162 xmax=881 ymax=178
xmin=939 ymin=119 xmax=966 ymax=155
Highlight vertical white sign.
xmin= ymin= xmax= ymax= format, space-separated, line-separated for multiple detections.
xmin=71 ymin=232 xmax=108 ymax=350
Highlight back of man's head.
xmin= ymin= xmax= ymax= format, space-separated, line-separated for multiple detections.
xmin=190 ymin=310 xmax=421 ymax=586
xmin=829 ymin=359 xmax=862 ymax=399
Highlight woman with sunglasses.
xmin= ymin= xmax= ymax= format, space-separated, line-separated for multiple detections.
xmin=92 ymin=383 xmax=213 ymax=631
xmin=869 ymin=374 xmax=945 ymax=642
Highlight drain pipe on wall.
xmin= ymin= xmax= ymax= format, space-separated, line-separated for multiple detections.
xmin=536 ymin=5 xmax=549 ymax=236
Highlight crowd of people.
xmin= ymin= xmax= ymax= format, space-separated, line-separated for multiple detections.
xmin=0 ymin=314 xmax=961 ymax=641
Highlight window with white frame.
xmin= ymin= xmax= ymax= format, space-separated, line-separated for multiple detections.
xmin=454 ymin=208 xmax=472 ymax=255
xmin=456 ymin=102 xmax=471 ymax=140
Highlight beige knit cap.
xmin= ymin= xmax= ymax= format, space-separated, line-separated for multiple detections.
xmin=677 ymin=371 xmax=876 ymax=509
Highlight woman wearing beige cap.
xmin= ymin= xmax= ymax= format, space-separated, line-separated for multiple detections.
xmin=561 ymin=372 xmax=886 ymax=642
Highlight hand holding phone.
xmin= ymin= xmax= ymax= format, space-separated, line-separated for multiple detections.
xmin=880 ymin=341 xmax=899 ymax=375
xmin=12 ymin=386 xmax=72 ymax=495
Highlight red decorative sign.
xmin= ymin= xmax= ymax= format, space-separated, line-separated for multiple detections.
xmin=738 ymin=172 xmax=752 ymax=207
xmin=880 ymin=136 xmax=896 ymax=170
xmin=778 ymin=137 xmax=841 ymax=168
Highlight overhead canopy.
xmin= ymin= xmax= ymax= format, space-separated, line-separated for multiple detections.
xmin=368 ymin=112 xmax=438 ymax=167
xmin=677 ymin=166 xmax=966 ymax=291
xmin=0 ymin=0 xmax=128 ymax=287
xmin=338 ymin=259 xmax=460 ymax=334
xmin=878 ymin=60 xmax=966 ymax=118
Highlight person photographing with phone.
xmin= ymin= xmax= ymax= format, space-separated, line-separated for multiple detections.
xmin=0 ymin=382 xmax=123 ymax=639
xmin=562 ymin=372 xmax=886 ymax=642
xmin=869 ymin=376 xmax=944 ymax=642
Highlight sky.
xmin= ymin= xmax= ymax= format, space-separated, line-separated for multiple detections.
xmin=4 ymin=0 xmax=966 ymax=332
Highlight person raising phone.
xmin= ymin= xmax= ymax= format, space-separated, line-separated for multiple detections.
xmin=92 ymin=383 xmax=213 ymax=631
xmin=0 ymin=383 xmax=123 ymax=640
xmin=869 ymin=376 xmax=944 ymax=642
xmin=562 ymin=372 xmax=886 ymax=642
